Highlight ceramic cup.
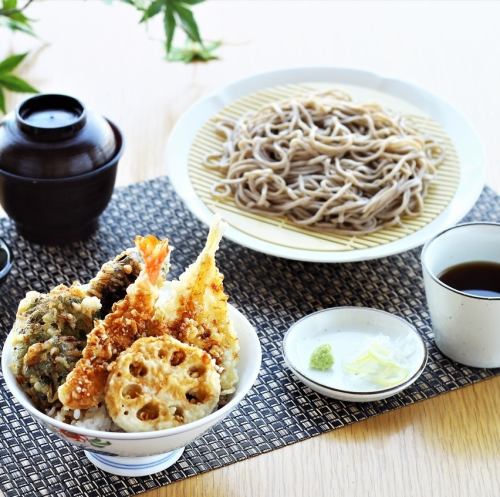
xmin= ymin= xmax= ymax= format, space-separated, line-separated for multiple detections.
xmin=421 ymin=222 xmax=500 ymax=368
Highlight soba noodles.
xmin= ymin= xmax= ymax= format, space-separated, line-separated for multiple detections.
xmin=205 ymin=90 xmax=444 ymax=234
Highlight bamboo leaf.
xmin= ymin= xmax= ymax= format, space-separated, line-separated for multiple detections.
xmin=177 ymin=0 xmax=205 ymax=5
xmin=6 ymin=18 xmax=36 ymax=36
xmin=164 ymin=5 xmax=176 ymax=54
xmin=2 ymin=0 xmax=17 ymax=11
xmin=0 ymin=88 xmax=5 ymax=114
xmin=0 ymin=52 xmax=28 ymax=73
xmin=167 ymin=39 xmax=219 ymax=63
xmin=171 ymin=2 xmax=201 ymax=44
xmin=120 ymin=0 xmax=217 ymax=63
xmin=9 ymin=9 xmax=29 ymax=22
xmin=140 ymin=0 xmax=163 ymax=22
xmin=0 ymin=0 xmax=36 ymax=37
xmin=193 ymin=39 xmax=220 ymax=61
xmin=0 ymin=74 xmax=38 ymax=93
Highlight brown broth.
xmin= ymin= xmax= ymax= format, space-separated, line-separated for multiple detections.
xmin=438 ymin=261 xmax=500 ymax=298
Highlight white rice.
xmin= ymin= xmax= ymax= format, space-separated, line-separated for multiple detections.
xmin=52 ymin=404 xmax=121 ymax=432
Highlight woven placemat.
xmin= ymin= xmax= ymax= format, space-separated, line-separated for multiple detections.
xmin=0 ymin=177 xmax=498 ymax=497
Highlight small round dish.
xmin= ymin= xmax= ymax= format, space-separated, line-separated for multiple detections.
xmin=283 ymin=307 xmax=427 ymax=402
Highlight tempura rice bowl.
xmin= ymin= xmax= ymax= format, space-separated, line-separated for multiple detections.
xmin=2 ymin=304 xmax=261 ymax=458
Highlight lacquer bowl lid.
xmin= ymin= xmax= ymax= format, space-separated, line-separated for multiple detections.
xmin=0 ymin=94 xmax=117 ymax=179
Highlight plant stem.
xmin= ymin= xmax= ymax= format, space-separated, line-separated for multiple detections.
xmin=0 ymin=0 xmax=35 ymax=17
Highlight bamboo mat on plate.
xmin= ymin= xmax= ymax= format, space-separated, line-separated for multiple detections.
xmin=188 ymin=84 xmax=460 ymax=252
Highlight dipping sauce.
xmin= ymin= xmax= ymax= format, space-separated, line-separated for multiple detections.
xmin=439 ymin=261 xmax=500 ymax=298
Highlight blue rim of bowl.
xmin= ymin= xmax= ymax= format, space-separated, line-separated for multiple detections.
xmin=0 ymin=118 xmax=124 ymax=184
xmin=0 ymin=238 xmax=12 ymax=281
xmin=282 ymin=306 xmax=428 ymax=395
xmin=421 ymin=222 xmax=500 ymax=301
xmin=87 ymin=449 xmax=183 ymax=470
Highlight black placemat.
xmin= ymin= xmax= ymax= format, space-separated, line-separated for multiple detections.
xmin=1 ymin=177 xmax=498 ymax=497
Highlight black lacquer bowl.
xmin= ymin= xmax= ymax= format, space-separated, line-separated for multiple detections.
xmin=0 ymin=94 xmax=124 ymax=244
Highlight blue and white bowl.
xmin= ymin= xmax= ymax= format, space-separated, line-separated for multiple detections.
xmin=2 ymin=304 xmax=261 ymax=476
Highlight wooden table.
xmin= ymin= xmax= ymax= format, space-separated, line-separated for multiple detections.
xmin=1 ymin=2 xmax=499 ymax=496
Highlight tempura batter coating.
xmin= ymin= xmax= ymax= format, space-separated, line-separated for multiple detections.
xmin=87 ymin=248 xmax=143 ymax=316
xmin=105 ymin=335 xmax=220 ymax=432
xmin=158 ymin=219 xmax=240 ymax=393
xmin=11 ymin=285 xmax=101 ymax=410
xmin=11 ymin=248 xmax=145 ymax=411
xmin=58 ymin=235 xmax=170 ymax=410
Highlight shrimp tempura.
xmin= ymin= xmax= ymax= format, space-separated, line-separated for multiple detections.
xmin=58 ymin=235 xmax=170 ymax=410
xmin=158 ymin=218 xmax=239 ymax=394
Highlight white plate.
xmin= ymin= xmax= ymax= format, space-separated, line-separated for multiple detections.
xmin=166 ymin=67 xmax=485 ymax=263
xmin=282 ymin=307 xmax=427 ymax=402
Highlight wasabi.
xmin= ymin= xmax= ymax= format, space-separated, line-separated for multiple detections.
xmin=309 ymin=343 xmax=334 ymax=371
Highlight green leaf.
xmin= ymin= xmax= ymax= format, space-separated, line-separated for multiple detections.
xmin=117 ymin=0 xmax=138 ymax=5
xmin=167 ymin=40 xmax=219 ymax=63
xmin=8 ymin=9 xmax=29 ymax=22
xmin=120 ymin=0 xmax=217 ymax=62
xmin=6 ymin=18 xmax=36 ymax=36
xmin=0 ymin=0 xmax=36 ymax=36
xmin=167 ymin=50 xmax=193 ymax=63
xmin=9 ymin=18 xmax=35 ymax=35
xmin=0 ymin=88 xmax=5 ymax=114
xmin=164 ymin=5 xmax=176 ymax=54
xmin=0 ymin=74 xmax=38 ymax=93
xmin=196 ymin=51 xmax=218 ymax=62
xmin=194 ymin=40 xmax=220 ymax=61
xmin=140 ymin=0 xmax=163 ymax=22
xmin=0 ymin=52 xmax=28 ymax=73
xmin=2 ymin=0 xmax=17 ymax=10
xmin=171 ymin=2 xmax=201 ymax=44
xmin=176 ymin=0 xmax=205 ymax=5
